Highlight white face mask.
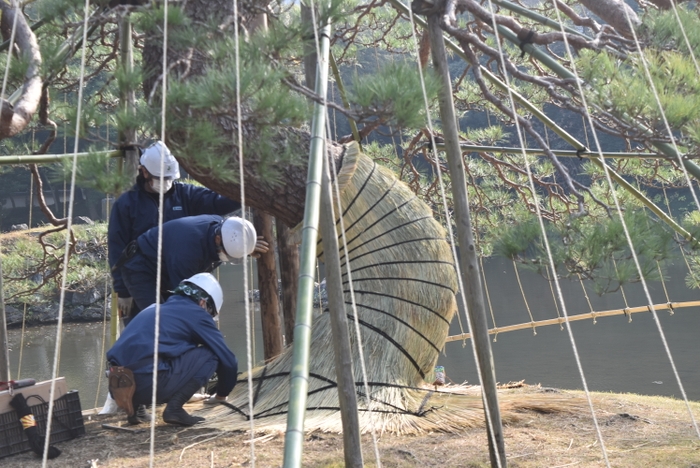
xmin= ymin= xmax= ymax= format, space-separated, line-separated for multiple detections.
xmin=218 ymin=251 xmax=232 ymax=263
xmin=150 ymin=178 xmax=173 ymax=194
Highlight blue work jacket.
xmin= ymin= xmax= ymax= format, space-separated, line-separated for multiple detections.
xmin=108 ymin=180 xmax=240 ymax=296
xmin=106 ymin=294 xmax=238 ymax=396
xmin=125 ymin=214 xmax=223 ymax=292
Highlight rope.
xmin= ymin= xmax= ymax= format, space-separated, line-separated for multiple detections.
xmin=42 ymin=0 xmax=91 ymax=465
xmin=485 ymin=1 xmax=611 ymax=465
xmin=622 ymin=8 xmax=700 ymax=212
xmin=663 ymin=186 xmax=700 ymax=287
xmin=0 ymin=1 xmax=19 ymax=105
xmin=554 ymin=0 xmax=700 ymax=439
xmin=312 ymin=1 xmax=383 ymax=463
xmin=577 ymin=274 xmax=596 ymax=324
xmin=404 ymin=6 xmax=504 ymax=467
xmin=611 ymin=258 xmax=632 ymax=323
xmin=16 ymin=177 xmax=32 ymax=378
xmin=545 ymin=266 xmax=564 ymax=330
xmin=512 ymin=260 xmax=537 ymax=335
xmin=667 ymin=3 xmax=700 ymax=78
xmin=228 ymin=0 xmax=257 ymax=459
xmin=94 ymin=278 xmax=110 ymax=411
xmin=149 ymin=0 xmax=171 ymax=463
xmin=16 ymin=303 xmax=27 ymax=378
xmin=634 ymin=179 xmax=672 ymax=307
xmin=479 ymin=255 xmax=498 ymax=342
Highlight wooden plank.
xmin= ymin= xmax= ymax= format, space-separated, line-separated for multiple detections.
xmin=0 ymin=378 xmax=68 ymax=414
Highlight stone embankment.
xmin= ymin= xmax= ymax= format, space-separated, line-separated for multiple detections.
xmin=4 ymin=288 xmax=111 ymax=327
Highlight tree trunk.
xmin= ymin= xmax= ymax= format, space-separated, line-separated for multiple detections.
xmin=254 ymin=209 xmax=283 ymax=361
xmin=0 ymin=5 xmax=42 ymax=140
xmin=276 ymin=220 xmax=299 ymax=345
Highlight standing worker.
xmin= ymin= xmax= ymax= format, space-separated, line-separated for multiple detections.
xmin=107 ymin=273 xmax=237 ymax=426
xmin=108 ymin=141 xmax=241 ymax=323
xmin=117 ymin=214 xmax=268 ymax=313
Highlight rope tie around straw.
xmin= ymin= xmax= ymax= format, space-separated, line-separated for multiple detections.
xmin=194 ymin=143 xmax=581 ymax=434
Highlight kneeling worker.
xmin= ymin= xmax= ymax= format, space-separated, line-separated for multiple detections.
xmin=106 ymin=273 xmax=236 ymax=426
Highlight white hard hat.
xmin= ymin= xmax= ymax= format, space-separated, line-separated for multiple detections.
xmin=221 ymin=217 xmax=256 ymax=258
xmin=140 ymin=141 xmax=181 ymax=179
xmin=183 ymin=272 xmax=223 ymax=314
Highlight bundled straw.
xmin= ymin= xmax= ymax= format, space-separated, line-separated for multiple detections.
xmin=198 ymin=143 xmax=580 ymax=433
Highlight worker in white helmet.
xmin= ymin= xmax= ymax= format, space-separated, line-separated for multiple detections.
xmin=108 ymin=141 xmax=241 ymax=324
xmin=115 ymin=214 xmax=268 ymax=314
xmin=107 ymin=273 xmax=237 ymax=426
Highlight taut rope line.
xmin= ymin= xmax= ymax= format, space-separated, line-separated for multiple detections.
xmin=147 ymin=0 xmax=171 ymax=462
xmin=553 ymin=0 xmax=700 ymax=438
xmin=43 ymin=0 xmax=92 ymax=465
xmin=311 ymin=0 xmax=383 ymax=461
xmin=404 ymin=6 xmax=504 ymax=466
xmin=485 ymin=0 xmax=611 ymax=464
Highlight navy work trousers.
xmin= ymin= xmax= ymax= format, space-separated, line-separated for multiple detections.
xmin=121 ymin=264 xmax=165 ymax=323
xmin=131 ymin=346 xmax=219 ymax=407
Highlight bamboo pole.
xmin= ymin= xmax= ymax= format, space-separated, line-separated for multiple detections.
xmin=119 ymin=15 xmax=139 ymax=178
xmin=283 ymin=18 xmax=332 ymax=468
xmin=0 ymin=243 xmax=9 ymax=383
xmin=442 ymin=144 xmax=659 ymax=159
xmin=491 ymin=0 xmax=592 ymax=40
xmin=428 ymin=14 xmax=507 ymax=468
xmin=0 ymin=151 xmax=119 ymax=165
xmin=319 ymin=154 xmax=363 ymax=467
xmin=329 ymin=52 xmax=362 ymax=148
xmin=446 ymin=300 xmax=700 ymax=342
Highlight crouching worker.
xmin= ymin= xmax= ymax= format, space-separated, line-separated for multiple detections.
xmin=106 ymin=273 xmax=236 ymax=426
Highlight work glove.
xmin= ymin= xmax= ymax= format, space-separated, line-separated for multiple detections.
xmin=203 ymin=395 xmax=228 ymax=406
xmin=117 ymin=296 xmax=133 ymax=318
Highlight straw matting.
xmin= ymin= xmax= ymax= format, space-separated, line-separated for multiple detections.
xmin=198 ymin=142 xmax=581 ymax=433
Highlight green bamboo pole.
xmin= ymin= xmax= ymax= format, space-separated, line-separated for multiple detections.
xmin=329 ymin=52 xmax=362 ymax=149
xmin=0 ymin=151 xmax=119 ymax=165
xmin=491 ymin=0 xmax=591 ymax=39
xmin=444 ymin=144 xmax=658 ymax=159
xmin=283 ymin=18 xmax=332 ymax=468
xmin=0 ymin=244 xmax=9 ymax=383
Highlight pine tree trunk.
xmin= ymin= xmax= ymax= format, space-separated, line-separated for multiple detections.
xmin=276 ymin=220 xmax=299 ymax=345
xmin=254 ymin=209 xmax=283 ymax=361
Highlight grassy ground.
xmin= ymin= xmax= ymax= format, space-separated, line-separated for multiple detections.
xmin=5 ymin=386 xmax=700 ymax=467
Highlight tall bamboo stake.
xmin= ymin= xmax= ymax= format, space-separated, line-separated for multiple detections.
xmin=0 ymin=243 xmax=9 ymax=383
xmin=282 ymin=18 xmax=332 ymax=468
xmin=428 ymin=14 xmax=507 ymax=468
xmin=319 ymin=155 xmax=363 ymax=467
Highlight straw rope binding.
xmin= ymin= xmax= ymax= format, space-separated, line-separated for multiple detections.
xmin=198 ymin=142 xmax=582 ymax=433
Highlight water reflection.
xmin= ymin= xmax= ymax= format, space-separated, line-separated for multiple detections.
xmin=6 ymin=258 xmax=700 ymax=410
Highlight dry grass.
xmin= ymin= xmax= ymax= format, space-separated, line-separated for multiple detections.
xmin=6 ymin=386 xmax=700 ymax=467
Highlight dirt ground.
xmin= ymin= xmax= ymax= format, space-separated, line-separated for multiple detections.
xmin=5 ymin=386 xmax=700 ymax=467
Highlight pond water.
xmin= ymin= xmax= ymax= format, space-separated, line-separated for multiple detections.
xmin=6 ymin=257 xmax=700 ymax=411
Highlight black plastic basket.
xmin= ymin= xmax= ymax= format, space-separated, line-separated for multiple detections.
xmin=0 ymin=390 xmax=85 ymax=459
